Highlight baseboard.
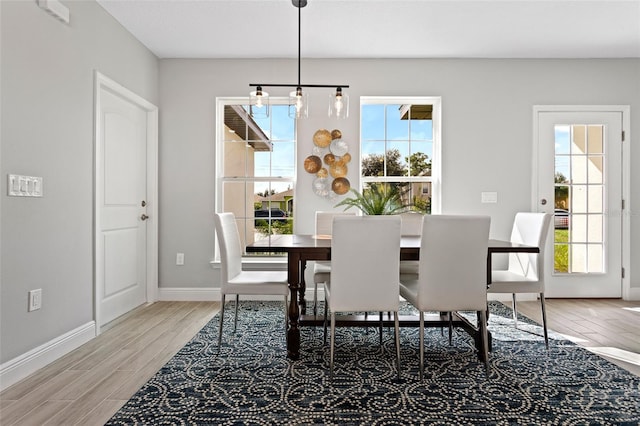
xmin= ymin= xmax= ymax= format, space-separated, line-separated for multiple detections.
xmin=158 ymin=287 xmax=320 ymax=302
xmin=625 ymin=286 xmax=640 ymax=301
xmin=0 ymin=321 xmax=96 ymax=392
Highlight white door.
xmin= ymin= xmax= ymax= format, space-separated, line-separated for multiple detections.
xmin=535 ymin=108 xmax=624 ymax=297
xmin=96 ymin=74 xmax=157 ymax=326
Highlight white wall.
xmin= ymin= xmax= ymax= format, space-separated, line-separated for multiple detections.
xmin=0 ymin=0 xmax=158 ymax=364
xmin=158 ymin=58 xmax=640 ymax=291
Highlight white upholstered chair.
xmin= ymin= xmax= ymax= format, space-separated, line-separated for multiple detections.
xmin=324 ymin=215 xmax=402 ymax=379
xmin=214 ymin=212 xmax=289 ymax=349
xmin=400 ymin=215 xmax=491 ymax=379
xmin=488 ymin=212 xmax=552 ymax=348
xmin=311 ymin=211 xmax=357 ymax=314
xmin=399 ymin=211 xmax=424 ymax=275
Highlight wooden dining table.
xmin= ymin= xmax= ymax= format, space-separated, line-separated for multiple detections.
xmin=246 ymin=233 xmax=539 ymax=360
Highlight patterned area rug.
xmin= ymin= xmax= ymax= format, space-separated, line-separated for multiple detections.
xmin=107 ymin=301 xmax=640 ymax=425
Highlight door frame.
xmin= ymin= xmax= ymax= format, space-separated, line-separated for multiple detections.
xmin=94 ymin=71 xmax=159 ymax=331
xmin=532 ymin=105 xmax=631 ymax=300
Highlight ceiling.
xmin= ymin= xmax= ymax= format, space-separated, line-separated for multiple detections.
xmin=96 ymin=0 xmax=640 ymax=59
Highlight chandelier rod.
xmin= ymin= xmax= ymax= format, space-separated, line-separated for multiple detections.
xmin=297 ymin=1 xmax=301 ymax=88
xmin=249 ymin=0 xmax=349 ymax=90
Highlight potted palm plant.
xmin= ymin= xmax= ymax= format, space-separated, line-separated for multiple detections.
xmin=334 ymin=183 xmax=408 ymax=215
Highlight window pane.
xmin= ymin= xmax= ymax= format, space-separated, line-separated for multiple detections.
xmin=361 ymin=104 xmax=385 ymax=140
xmin=555 ymin=125 xmax=571 ymax=155
xmin=410 ymin=118 xmax=432 ymax=141
xmin=386 ymin=104 xmax=409 ymax=140
xmin=270 ymin=105 xmax=295 ymax=140
xmin=387 ymin=141 xmax=409 ymax=177
xmin=223 ymin=140 xmax=251 ymax=177
xmin=572 ymin=185 xmax=587 ymax=213
xmin=588 ymin=185 xmax=603 ymax=213
xmin=572 ymin=156 xmax=588 ymax=184
xmin=587 ymin=244 xmax=604 ymax=273
xmin=588 ymin=156 xmax=603 ymax=183
xmin=587 ymin=215 xmax=603 ymax=243
xmin=571 ymin=214 xmax=587 ymax=243
xmin=409 ymin=181 xmax=432 ymax=213
xmin=409 ymin=140 xmax=432 ymax=177
xmin=361 ymin=141 xmax=386 ymax=177
xmin=587 ymin=125 xmax=604 ymax=154
xmin=571 ymin=125 xmax=587 ymax=155
xmin=571 ymin=244 xmax=587 ymax=273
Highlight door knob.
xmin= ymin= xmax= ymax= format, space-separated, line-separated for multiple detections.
xmin=540 ymin=199 xmax=547 ymax=205
xmin=141 ymin=214 xmax=149 ymax=221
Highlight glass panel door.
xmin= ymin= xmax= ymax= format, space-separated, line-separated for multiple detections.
xmin=537 ymin=110 xmax=622 ymax=298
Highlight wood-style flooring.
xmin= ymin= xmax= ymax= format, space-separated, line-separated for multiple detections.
xmin=1 ymin=298 xmax=638 ymax=425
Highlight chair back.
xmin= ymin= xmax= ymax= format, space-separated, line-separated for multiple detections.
xmin=315 ymin=211 xmax=357 ymax=236
xmin=400 ymin=211 xmax=424 ymax=236
xmin=507 ymin=212 xmax=552 ymax=281
xmin=417 ymin=215 xmax=491 ymax=312
xmin=214 ymin=212 xmax=243 ymax=285
xmin=330 ymin=216 xmax=401 ymax=312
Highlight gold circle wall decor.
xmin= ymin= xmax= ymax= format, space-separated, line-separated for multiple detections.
xmin=313 ymin=129 xmax=332 ymax=148
xmin=304 ymin=155 xmax=322 ymax=173
xmin=331 ymin=177 xmax=350 ymax=195
xmin=305 ymin=129 xmax=350 ymax=200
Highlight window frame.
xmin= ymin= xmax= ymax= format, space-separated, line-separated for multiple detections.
xmin=214 ymin=97 xmax=296 ymax=263
xmin=359 ymin=96 xmax=442 ymax=214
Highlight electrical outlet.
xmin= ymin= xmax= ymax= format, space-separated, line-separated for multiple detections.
xmin=28 ymin=289 xmax=42 ymax=312
xmin=176 ymin=253 xmax=185 ymax=265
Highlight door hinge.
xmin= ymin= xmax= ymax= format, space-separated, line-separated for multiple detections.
xmin=622 ymin=199 xmax=625 ymax=210
xmin=621 ymin=130 xmax=625 ymax=141
xmin=622 ymin=267 xmax=625 ymax=279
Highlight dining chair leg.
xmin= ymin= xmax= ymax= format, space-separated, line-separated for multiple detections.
xmin=448 ymin=312 xmax=453 ymax=345
xmin=540 ymin=292 xmax=549 ymax=350
xmin=330 ymin=312 xmax=336 ymax=380
xmin=379 ymin=312 xmax=384 ymax=347
xmin=479 ymin=309 xmax=490 ymax=377
xmin=323 ymin=299 xmax=329 ymax=345
xmin=394 ymin=314 xmax=401 ymax=381
xmin=419 ymin=311 xmax=425 ymax=381
xmin=217 ymin=294 xmax=226 ymax=350
xmin=511 ymin=293 xmax=518 ymax=329
xmin=233 ymin=294 xmax=240 ymax=332
xmin=313 ymin=280 xmax=318 ymax=315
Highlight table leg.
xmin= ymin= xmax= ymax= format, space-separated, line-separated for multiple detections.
xmin=298 ymin=260 xmax=307 ymax=315
xmin=287 ymin=252 xmax=301 ymax=360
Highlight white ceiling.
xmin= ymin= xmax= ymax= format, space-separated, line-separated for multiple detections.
xmin=96 ymin=0 xmax=640 ymax=59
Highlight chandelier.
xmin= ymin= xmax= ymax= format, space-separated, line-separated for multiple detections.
xmin=249 ymin=0 xmax=349 ymax=119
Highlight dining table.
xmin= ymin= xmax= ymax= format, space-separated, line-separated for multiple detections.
xmin=246 ymin=233 xmax=539 ymax=360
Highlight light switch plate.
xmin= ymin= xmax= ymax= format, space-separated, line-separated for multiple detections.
xmin=481 ymin=191 xmax=498 ymax=203
xmin=8 ymin=174 xmax=43 ymax=197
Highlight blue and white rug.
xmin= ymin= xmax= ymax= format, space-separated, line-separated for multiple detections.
xmin=107 ymin=301 xmax=640 ymax=425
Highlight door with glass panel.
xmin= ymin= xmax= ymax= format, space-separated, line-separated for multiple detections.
xmin=536 ymin=109 xmax=623 ymax=297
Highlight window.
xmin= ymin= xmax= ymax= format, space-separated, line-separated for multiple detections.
xmin=554 ymin=124 xmax=605 ymax=273
xmin=216 ymin=98 xmax=296 ymax=255
xmin=360 ymin=97 xmax=441 ymax=213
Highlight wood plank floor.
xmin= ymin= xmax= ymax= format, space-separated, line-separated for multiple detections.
xmin=516 ymin=298 xmax=640 ymax=377
xmin=1 ymin=299 xmax=638 ymax=425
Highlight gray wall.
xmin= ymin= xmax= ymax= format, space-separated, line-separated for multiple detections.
xmin=159 ymin=58 xmax=640 ymax=290
xmin=0 ymin=0 xmax=158 ymax=363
